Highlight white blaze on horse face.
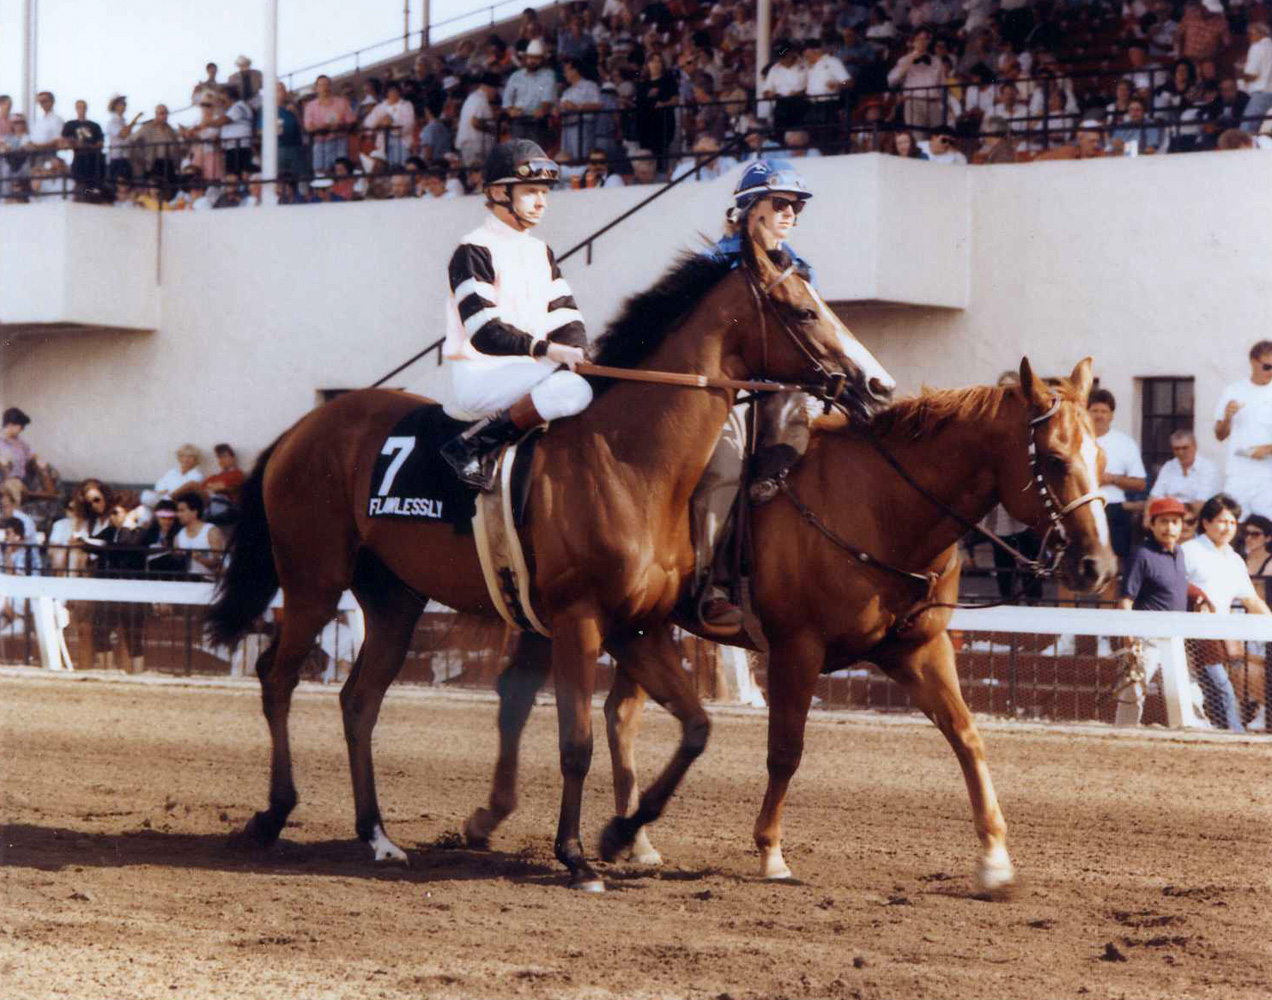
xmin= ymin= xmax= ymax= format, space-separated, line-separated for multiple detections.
xmin=808 ymin=285 xmax=896 ymax=397
xmin=1078 ymin=430 xmax=1111 ymax=548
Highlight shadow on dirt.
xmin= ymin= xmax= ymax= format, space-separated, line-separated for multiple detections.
xmin=0 ymin=823 xmax=566 ymax=885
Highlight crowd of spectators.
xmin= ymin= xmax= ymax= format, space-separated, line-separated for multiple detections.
xmin=2 ymin=0 xmax=1270 ymax=206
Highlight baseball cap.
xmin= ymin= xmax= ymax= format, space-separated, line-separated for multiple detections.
xmin=1147 ymin=497 xmax=1187 ymax=521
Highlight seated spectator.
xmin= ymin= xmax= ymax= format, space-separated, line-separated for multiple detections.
xmin=0 ymin=480 xmax=37 ymax=545
xmin=782 ymin=128 xmax=822 ymax=158
xmin=884 ymin=129 xmax=925 ymax=159
xmin=308 ymin=176 xmax=343 ymax=203
xmin=1154 ymin=58 xmax=1198 ymax=116
xmin=922 ymin=128 xmax=967 ymax=163
xmin=1122 ymin=38 xmax=1160 ymax=98
xmin=389 ymin=170 xmax=416 ymax=199
xmin=174 ymin=493 xmax=224 ymax=579
xmin=973 ymin=116 xmax=1017 ymax=164
xmin=630 ymin=148 xmax=663 ymax=184
xmin=990 ymin=82 xmax=1030 ymax=137
xmin=2 ymin=516 xmax=41 ymax=578
xmin=1111 ymin=96 xmax=1165 ymax=153
xmin=1240 ymin=22 xmax=1272 ymax=135
xmin=580 ymin=148 xmax=625 ymax=188
xmin=671 ymin=135 xmax=738 ymax=181
xmin=45 ymin=495 xmax=83 ymax=576
xmin=1183 ymin=493 xmax=1270 ymax=731
xmin=212 ymin=172 xmax=244 ymax=208
xmin=1035 ymin=120 xmax=1108 ymax=160
xmin=331 ymin=156 xmax=359 ymax=200
xmin=1089 ymin=388 xmax=1148 ymax=561
xmin=1241 ymin=515 xmax=1272 ymax=599
xmin=1148 ymin=429 xmax=1220 ymax=517
xmin=1107 ymin=78 xmax=1136 ymax=125
xmin=420 ymin=166 xmax=454 ymax=200
xmin=418 ymin=102 xmax=452 ymax=166
xmin=1216 ymin=127 xmax=1256 ymax=149
xmin=142 ymin=444 xmax=205 ymax=508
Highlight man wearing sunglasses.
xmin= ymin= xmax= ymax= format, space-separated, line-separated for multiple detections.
xmin=1215 ymin=339 xmax=1272 ymax=519
xmin=691 ymin=160 xmax=818 ymax=635
xmin=441 ymin=140 xmax=592 ymax=490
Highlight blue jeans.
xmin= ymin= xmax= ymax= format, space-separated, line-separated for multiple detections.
xmin=1242 ymin=91 xmax=1272 ymax=134
xmin=1200 ymin=662 xmax=1244 ymax=732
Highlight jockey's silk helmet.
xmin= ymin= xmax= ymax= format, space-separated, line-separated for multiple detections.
xmin=482 ymin=140 xmax=560 ymax=189
xmin=730 ymin=159 xmax=813 ymax=219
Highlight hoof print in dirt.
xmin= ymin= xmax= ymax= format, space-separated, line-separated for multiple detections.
xmin=1100 ymin=942 xmax=1129 ymax=963
xmin=430 ymin=831 xmax=465 ymax=850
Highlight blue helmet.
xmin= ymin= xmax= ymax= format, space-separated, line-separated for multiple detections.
xmin=729 ymin=159 xmax=813 ymax=219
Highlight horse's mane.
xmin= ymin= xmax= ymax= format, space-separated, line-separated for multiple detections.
xmin=588 ymin=251 xmax=735 ymax=379
xmin=869 ymin=378 xmax=1086 ymax=440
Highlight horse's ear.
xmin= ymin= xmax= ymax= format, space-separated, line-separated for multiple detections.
xmin=1069 ymin=357 xmax=1094 ymax=404
xmin=1018 ymin=356 xmax=1051 ymax=410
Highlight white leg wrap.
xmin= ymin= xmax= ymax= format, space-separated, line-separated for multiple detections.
xmin=759 ymin=845 xmax=792 ymax=880
xmin=369 ymin=824 xmax=408 ymax=864
xmin=976 ymin=843 xmax=1015 ymax=893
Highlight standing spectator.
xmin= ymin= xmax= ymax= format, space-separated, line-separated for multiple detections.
xmin=0 ymin=481 xmax=36 ymax=545
xmin=0 ymin=113 xmax=31 ymax=199
xmin=887 ymin=27 xmax=945 ymax=130
xmin=1207 ymin=77 xmax=1251 ymax=140
xmin=191 ymin=63 xmax=221 ymax=106
xmin=1 ymin=516 xmax=40 ymax=576
xmin=0 ymin=407 xmax=51 ymax=490
xmin=804 ymin=36 xmax=850 ymax=143
xmin=0 ymin=93 xmax=11 ymax=136
xmin=219 ymin=86 xmax=255 ymax=177
xmin=1123 ymin=38 xmax=1160 ymax=98
xmin=364 ymin=80 xmax=416 ymax=167
xmin=417 ymin=102 xmax=452 ymax=166
xmin=1241 ymin=515 xmax=1272 ymax=599
xmin=503 ymin=38 xmax=558 ymax=146
xmin=174 ymin=493 xmax=224 ymax=579
xmin=762 ymin=40 xmax=810 ymax=130
xmin=558 ymin=7 xmax=598 ymax=65
xmin=1148 ymin=429 xmax=1221 ymax=516
xmin=456 ymin=72 xmax=500 ymax=167
xmin=104 ymin=95 xmax=140 ymax=185
xmin=1239 ymin=22 xmax=1272 ymax=134
xmin=304 ymin=75 xmax=356 ymax=175
xmin=636 ymin=52 xmax=679 ymax=170
xmin=1215 ymin=339 xmax=1272 ymax=518
xmin=28 ymin=91 xmax=65 ymax=170
xmin=559 ymin=58 xmax=603 ymax=163
xmin=183 ymin=92 xmax=225 ymax=182
xmin=142 ymin=444 xmax=205 ymax=508
xmin=61 ymin=100 xmax=105 ymax=191
xmin=1176 ymin=1 xmax=1230 ymax=67
xmin=1089 ymin=388 xmax=1148 ymax=561
xmin=257 ymin=81 xmax=305 ymax=179
xmin=133 ymin=105 xmax=181 ymax=188
xmin=403 ymin=54 xmax=445 ymax=123
xmin=1114 ymin=497 xmax=1191 ymax=726
xmin=1183 ymin=493 xmax=1271 ymax=731
xmin=229 ymin=55 xmax=264 ymax=108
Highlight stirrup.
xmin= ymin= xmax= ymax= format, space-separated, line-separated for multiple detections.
xmin=698 ymin=596 xmax=744 ymax=638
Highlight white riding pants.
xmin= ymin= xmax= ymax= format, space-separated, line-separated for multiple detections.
xmin=444 ymin=357 xmax=593 ymax=422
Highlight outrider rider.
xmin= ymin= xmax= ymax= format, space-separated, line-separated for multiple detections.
xmin=692 ymin=159 xmax=821 ymax=636
xmin=441 ymin=139 xmax=593 ymax=490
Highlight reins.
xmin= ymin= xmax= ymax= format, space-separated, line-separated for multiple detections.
xmin=575 ymin=363 xmax=811 ymax=395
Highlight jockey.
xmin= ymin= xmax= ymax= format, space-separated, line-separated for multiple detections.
xmin=440 ymin=139 xmax=593 ymax=490
xmin=693 ymin=159 xmax=818 ymax=636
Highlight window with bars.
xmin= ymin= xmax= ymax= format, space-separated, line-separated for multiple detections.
xmin=1140 ymin=377 xmax=1194 ymax=482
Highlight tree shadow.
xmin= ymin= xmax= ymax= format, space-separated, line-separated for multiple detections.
xmin=0 ymin=823 xmax=563 ymax=886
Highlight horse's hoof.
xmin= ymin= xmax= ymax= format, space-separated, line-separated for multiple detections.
xmin=626 ymin=846 xmax=663 ymax=866
xmin=368 ymin=824 xmax=409 ymax=865
xmin=759 ymin=847 xmax=792 ymax=881
xmin=975 ymin=846 xmax=1016 ymax=899
xmin=571 ymin=876 xmax=606 ymax=893
xmin=599 ymin=816 xmax=634 ymax=864
xmin=463 ymin=811 xmax=492 ymax=851
xmin=234 ymin=811 xmax=281 ymax=849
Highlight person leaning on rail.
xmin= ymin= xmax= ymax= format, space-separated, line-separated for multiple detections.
xmin=439 ymin=140 xmax=592 ymax=492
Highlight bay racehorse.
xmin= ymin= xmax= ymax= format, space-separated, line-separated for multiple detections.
xmin=473 ymin=357 xmax=1115 ymax=894
xmin=206 ymin=231 xmax=895 ymax=890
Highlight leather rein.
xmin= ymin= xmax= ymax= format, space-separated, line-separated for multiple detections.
xmin=777 ymin=396 xmax=1107 ymax=625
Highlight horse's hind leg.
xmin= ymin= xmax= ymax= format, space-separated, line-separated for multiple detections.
xmin=599 ymin=625 xmax=710 ymax=865
xmin=464 ymin=633 xmax=551 ymax=848
xmin=342 ymin=552 xmax=424 ymax=863
xmin=242 ymin=588 xmax=342 ymax=847
xmin=603 ymin=672 xmax=662 ymax=865
xmin=887 ymin=632 xmax=1014 ymax=896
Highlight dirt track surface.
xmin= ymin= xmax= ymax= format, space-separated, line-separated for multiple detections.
xmin=2 ymin=669 xmax=1270 ymax=1000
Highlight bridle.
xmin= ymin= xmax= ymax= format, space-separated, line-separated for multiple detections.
xmin=776 ymin=392 xmax=1107 ymax=626
xmin=741 ymin=261 xmax=851 ymax=406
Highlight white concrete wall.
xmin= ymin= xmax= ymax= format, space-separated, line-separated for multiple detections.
xmin=2 ymin=149 xmax=1268 ymax=484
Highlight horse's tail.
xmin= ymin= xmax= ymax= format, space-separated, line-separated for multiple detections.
xmin=205 ymin=438 xmax=282 ymax=648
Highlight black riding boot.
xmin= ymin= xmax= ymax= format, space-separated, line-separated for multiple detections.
xmin=441 ymin=410 xmax=521 ymax=491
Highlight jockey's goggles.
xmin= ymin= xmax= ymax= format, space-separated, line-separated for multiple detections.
xmin=495 ymin=158 xmax=559 ymax=185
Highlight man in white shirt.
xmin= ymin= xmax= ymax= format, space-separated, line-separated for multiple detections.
xmin=1215 ymin=339 xmax=1272 ymax=518
xmin=887 ymin=27 xmax=945 ymax=128
xmin=762 ymin=40 xmax=809 ymax=129
xmin=1182 ymin=493 xmax=1270 ymax=730
xmin=457 ymin=73 xmax=500 ymax=167
xmin=1148 ymin=429 xmax=1220 ymax=518
xmin=1089 ymin=388 xmax=1148 ymax=559
xmin=28 ymin=91 xmax=65 ymax=169
xmin=1239 ymin=22 xmax=1272 ymax=134
xmin=923 ymin=128 xmax=968 ymax=163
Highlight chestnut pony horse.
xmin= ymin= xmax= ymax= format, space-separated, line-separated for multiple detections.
xmin=475 ymin=357 xmax=1116 ymax=894
xmin=207 ymin=232 xmax=895 ymax=890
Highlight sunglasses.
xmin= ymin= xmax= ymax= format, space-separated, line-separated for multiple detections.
xmin=1246 ymin=529 xmax=1265 ymax=537
xmin=1183 ymin=518 xmax=1198 ymax=526
xmin=86 ymin=495 xmax=105 ymax=504
xmin=769 ymin=196 xmax=805 ymax=215
xmin=1261 ymin=363 xmax=1272 ymax=372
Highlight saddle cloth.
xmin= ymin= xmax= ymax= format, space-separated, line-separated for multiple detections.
xmin=366 ymin=404 xmax=477 ymax=533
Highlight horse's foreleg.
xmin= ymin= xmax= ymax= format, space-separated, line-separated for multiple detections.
xmin=603 ymin=671 xmax=661 ymax=865
xmin=551 ymin=611 xmax=605 ymax=891
xmin=242 ymin=593 xmax=340 ymax=848
xmin=892 ymin=632 xmax=1014 ymax=896
xmin=599 ymin=625 xmax=709 ymax=864
xmin=342 ymin=565 xmax=423 ymax=863
xmin=753 ymin=630 xmax=822 ymax=880
xmin=465 ymin=634 xmax=551 ymax=849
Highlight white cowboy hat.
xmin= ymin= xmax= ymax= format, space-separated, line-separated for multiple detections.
xmin=235 ymin=54 xmax=252 ymax=67
xmin=524 ymin=38 xmax=547 ymax=57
